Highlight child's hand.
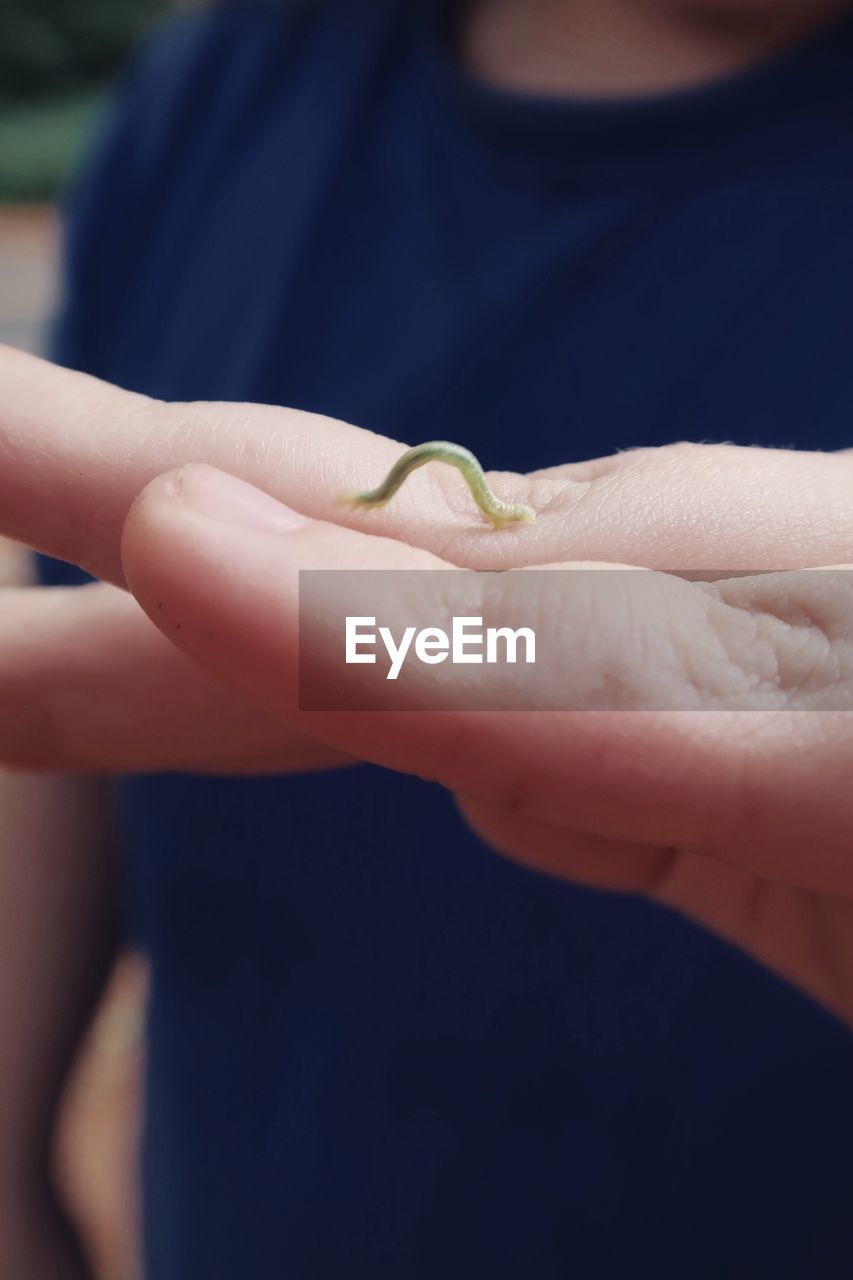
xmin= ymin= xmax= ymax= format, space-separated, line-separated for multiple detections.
xmin=3 ymin=345 xmax=853 ymax=1022
xmin=1 ymin=580 xmax=350 ymax=774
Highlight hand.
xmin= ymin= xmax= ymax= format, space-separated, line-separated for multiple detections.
xmin=3 ymin=345 xmax=853 ymax=1021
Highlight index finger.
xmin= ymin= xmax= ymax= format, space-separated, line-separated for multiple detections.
xmin=3 ymin=345 xmax=852 ymax=583
xmin=3 ymin=346 xmax=559 ymax=584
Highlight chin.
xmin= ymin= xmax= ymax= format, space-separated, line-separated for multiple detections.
xmin=674 ymin=0 xmax=815 ymax=10
xmin=677 ymin=0 xmax=829 ymax=8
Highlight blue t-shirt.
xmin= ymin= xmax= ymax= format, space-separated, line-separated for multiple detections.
xmin=43 ymin=3 xmax=853 ymax=1275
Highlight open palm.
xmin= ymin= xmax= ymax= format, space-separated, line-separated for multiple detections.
xmin=2 ymin=345 xmax=853 ymax=1021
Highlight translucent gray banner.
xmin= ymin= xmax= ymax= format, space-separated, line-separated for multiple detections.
xmin=298 ymin=569 xmax=853 ymax=712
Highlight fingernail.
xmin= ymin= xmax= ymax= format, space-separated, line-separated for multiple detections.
xmin=173 ymin=464 xmax=308 ymax=533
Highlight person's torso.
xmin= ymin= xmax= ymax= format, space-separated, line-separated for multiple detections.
xmin=50 ymin=3 xmax=853 ymax=1275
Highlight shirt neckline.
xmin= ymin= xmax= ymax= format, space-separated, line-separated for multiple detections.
xmin=415 ymin=1 xmax=853 ymax=193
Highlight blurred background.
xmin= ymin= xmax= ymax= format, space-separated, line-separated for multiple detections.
xmin=1 ymin=3 xmax=175 ymax=1277
xmin=0 ymin=1 xmax=173 ymax=350
xmin=0 ymin=1 xmax=167 ymax=205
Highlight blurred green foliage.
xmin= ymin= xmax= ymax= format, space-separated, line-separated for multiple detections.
xmin=0 ymin=0 xmax=170 ymax=103
xmin=0 ymin=0 xmax=171 ymax=200
xmin=0 ymin=93 xmax=103 ymax=201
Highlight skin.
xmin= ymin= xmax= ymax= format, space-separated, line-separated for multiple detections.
xmin=5 ymin=3 xmax=853 ymax=1273
xmin=3 ymin=346 xmax=853 ymax=1030
xmin=464 ymin=0 xmax=852 ymax=97
xmin=0 ymin=773 xmax=117 ymax=1280
xmin=339 ymin=441 xmax=536 ymax=528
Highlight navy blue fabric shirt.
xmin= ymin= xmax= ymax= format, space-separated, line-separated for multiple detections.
xmin=42 ymin=3 xmax=853 ymax=1275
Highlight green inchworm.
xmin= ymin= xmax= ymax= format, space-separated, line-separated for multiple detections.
xmin=338 ymin=441 xmax=536 ymax=529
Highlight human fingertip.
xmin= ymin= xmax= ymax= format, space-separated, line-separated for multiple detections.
xmin=168 ymin=463 xmax=309 ymax=534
